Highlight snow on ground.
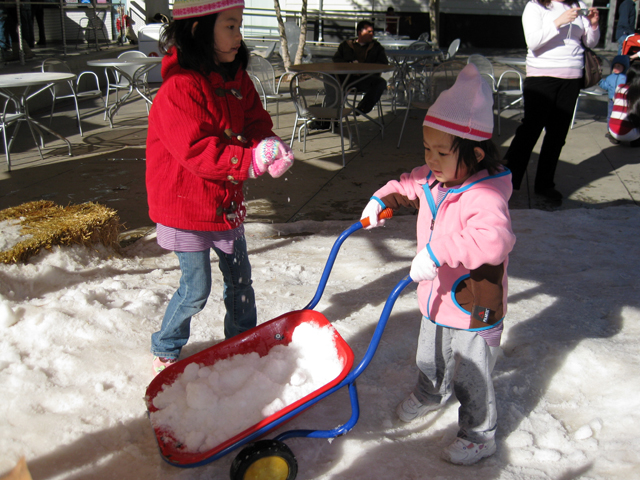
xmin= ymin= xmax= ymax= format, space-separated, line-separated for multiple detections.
xmin=1 ymin=205 xmax=639 ymax=480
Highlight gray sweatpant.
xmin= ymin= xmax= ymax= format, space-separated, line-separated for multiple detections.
xmin=413 ymin=318 xmax=500 ymax=444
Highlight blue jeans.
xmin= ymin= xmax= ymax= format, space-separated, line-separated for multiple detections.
xmin=0 ymin=9 xmax=7 ymax=50
xmin=618 ymin=34 xmax=628 ymax=55
xmin=151 ymin=236 xmax=257 ymax=359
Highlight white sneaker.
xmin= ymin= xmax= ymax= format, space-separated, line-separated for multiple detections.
xmin=396 ymin=393 xmax=438 ymax=423
xmin=441 ymin=437 xmax=496 ymax=465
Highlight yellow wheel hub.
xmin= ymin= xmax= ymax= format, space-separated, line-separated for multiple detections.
xmin=243 ymin=456 xmax=290 ymax=480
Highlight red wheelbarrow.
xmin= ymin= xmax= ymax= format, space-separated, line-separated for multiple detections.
xmin=144 ymin=209 xmax=412 ymax=479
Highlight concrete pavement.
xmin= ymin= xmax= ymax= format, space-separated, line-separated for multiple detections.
xmin=1 ymin=49 xmax=638 ymax=241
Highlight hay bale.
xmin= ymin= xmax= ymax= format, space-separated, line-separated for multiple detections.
xmin=0 ymin=200 xmax=122 ymax=264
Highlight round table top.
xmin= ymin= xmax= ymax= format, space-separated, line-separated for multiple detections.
xmin=0 ymin=72 xmax=76 ymax=88
xmin=377 ymin=35 xmax=410 ymax=40
xmin=87 ymin=57 xmax=163 ymax=68
xmin=378 ymin=39 xmax=416 ymax=48
xmin=494 ymin=56 xmax=527 ymax=66
xmin=290 ymin=62 xmax=394 ymax=75
xmin=385 ymin=49 xmax=442 ymax=57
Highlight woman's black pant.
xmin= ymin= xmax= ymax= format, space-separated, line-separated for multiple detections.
xmin=504 ymin=76 xmax=582 ymax=191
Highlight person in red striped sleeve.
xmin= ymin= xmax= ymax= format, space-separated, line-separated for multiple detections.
xmin=608 ymin=62 xmax=640 ymax=146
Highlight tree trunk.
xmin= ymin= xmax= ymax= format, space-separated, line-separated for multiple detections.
xmin=295 ymin=0 xmax=308 ymax=65
xmin=274 ymin=0 xmax=292 ymax=69
xmin=429 ymin=0 xmax=439 ymax=49
xmin=274 ymin=0 xmax=308 ymax=71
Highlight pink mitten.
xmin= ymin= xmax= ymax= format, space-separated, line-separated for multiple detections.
xmin=267 ymin=143 xmax=294 ymax=178
xmin=251 ymin=137 xmax=281 ymax=178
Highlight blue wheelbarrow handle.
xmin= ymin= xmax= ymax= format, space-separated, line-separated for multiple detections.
xmin=304 ymin=208 xmax=394 ymax=311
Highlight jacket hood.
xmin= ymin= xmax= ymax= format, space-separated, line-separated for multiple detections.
xmin=160 ymin=47 xmax=239 ymax=84
xmin=161 ymin=47 xmax=183 ymax=82
xmin=420 ymin=166 xmax=513 ymax=202
xmin=611 ymin=54 xmax=630 ymax=74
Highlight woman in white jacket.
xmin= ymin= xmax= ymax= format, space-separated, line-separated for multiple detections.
xmin=504 ymin=1 xmax=600 ymax=202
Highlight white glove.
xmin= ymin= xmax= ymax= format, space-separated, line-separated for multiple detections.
xmin=410 ymin=248 xmax=437 ymax=282
xmin=360 ymin=198 xmax=386 ymax=230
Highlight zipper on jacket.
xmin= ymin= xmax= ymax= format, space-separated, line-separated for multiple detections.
xmin=430 ymin=196 xmax=449 ymax=232
xmin=427 ymin=178 xmax=440 ymax=231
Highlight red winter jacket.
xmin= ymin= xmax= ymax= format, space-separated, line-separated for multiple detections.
xmin=146 ymin=48 xmax=274 ymax=231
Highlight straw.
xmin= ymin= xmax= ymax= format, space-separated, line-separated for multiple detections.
xmin=0 ymin=200 xmax=122 ymax=264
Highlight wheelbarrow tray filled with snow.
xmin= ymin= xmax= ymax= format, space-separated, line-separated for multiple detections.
xmin=145 ymin=308 xmax=355 ymax=467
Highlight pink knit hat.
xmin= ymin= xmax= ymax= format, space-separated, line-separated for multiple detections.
xmin=173 ymin=0 xmax=244 ymax=20
xmin=423 ymin=63 xmax=493 ymax=141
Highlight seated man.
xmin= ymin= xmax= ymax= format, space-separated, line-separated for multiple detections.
xmin=330 ymin=20 xmax=388 ymax=114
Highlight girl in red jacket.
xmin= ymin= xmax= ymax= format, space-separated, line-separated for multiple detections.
xmin=146 ymin=0 xmax=294 ymax=375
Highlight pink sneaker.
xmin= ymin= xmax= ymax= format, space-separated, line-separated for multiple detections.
xmin=153 ymin=356 xmax=177 ymax=375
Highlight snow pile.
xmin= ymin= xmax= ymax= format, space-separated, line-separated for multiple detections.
xmin=150 ymin=322 xmax=343 ymax=452
xmin=0 ymin=219 xmax=29 ymax=252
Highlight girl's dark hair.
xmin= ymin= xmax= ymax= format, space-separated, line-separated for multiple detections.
xmin=159 ymin=14 xmax=249 ymax=78
xmin=450 ymin=136 xmax=504 ymax=178
xmin=537 ymin=0 xmax=579 ymax=7
xmin=625 ymin=62 xmax=640 ymax=128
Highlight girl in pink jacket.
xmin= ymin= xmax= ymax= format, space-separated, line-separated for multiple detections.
xmin=361 ymin=64 xmax=516 ymax=465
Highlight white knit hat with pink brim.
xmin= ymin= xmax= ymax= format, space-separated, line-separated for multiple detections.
xmin=423 ymin=63 xmax=494 ymax=141
xmin=172 ymin=0 xmax=244 ymax=20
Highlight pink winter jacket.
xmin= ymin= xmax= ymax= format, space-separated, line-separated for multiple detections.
xmin=373 ymin=165 xmax=516 ymax=330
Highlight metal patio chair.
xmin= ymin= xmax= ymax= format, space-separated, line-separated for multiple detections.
xmin=41 ymin=58 xmax=102 ymax=136
xmin=103 ymin=51 xmax=152 ymax=120
xmin=289 ymin=71 xmax=360 ymax=167
xmin=248 ymin=54 xmax=288 ymax=128
xmin=572 ymin=56 xmax=610 ymax=128
xmin=1 ymin=95 xmax=23 ymax=171
xmin=397 ymin=60 xmax=465 ymax=148
xmin=495 ymin=68 xmax=524 ymax=135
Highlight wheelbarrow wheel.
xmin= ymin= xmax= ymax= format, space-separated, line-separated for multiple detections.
xmin=230 ymin=439 xmax=298 ymax=480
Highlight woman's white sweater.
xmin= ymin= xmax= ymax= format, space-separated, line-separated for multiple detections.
xmin=522 ymin=0 xmax=600 ymax=79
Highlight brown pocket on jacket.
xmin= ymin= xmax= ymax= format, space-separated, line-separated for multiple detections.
xmin=455 ymin=263 xmax=505 ymax=329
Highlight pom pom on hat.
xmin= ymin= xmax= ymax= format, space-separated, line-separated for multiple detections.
xmin=423 ymin=63 xmax=494 ymax=141
xmin=173 ymin=0 xmax=244 ymax=20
